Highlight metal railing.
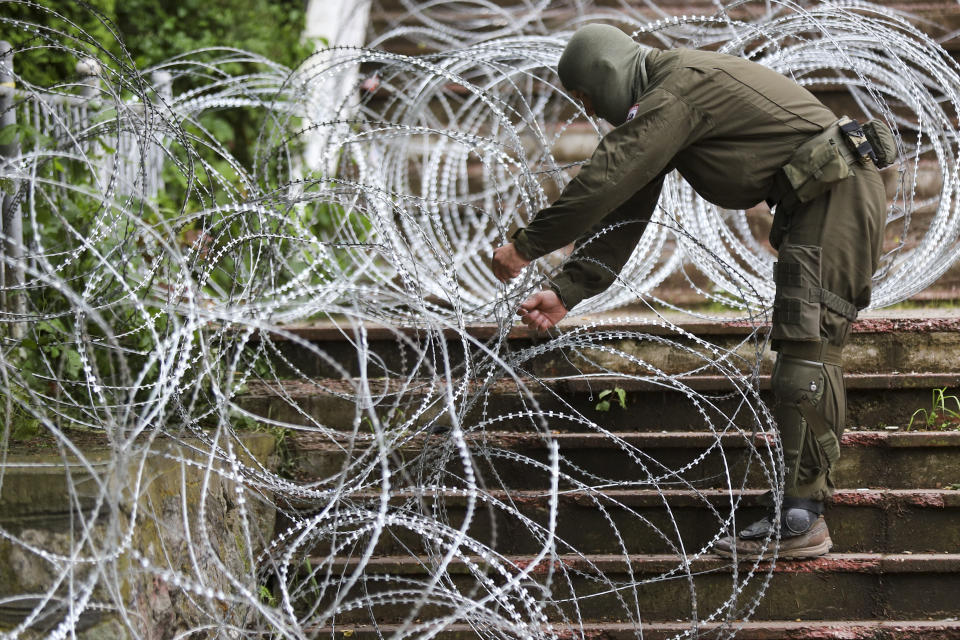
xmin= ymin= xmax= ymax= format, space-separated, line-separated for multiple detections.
xmin=0 ymin=41 xmax=174 ymax=336
xmin=1 ymin=40 xmax=25 ymax=336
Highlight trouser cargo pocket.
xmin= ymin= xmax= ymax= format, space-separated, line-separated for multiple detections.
xmin=772 ymin=354 xmax=844 ymax=498
xmin=772 ymin=244 xmax=822 ymax=342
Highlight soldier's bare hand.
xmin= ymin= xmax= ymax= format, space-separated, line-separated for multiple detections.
xmin=517 ymin=290 xmax=568 ymax=332
xmin=491 ymin=243 xmax=530 ymax=282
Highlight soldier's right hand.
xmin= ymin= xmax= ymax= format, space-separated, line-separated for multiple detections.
xmin=491 ymin=243 xmax=530 ymax=282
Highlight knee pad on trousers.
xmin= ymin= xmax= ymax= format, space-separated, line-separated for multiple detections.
xmin=771 ymin=354 xmax=841 ymax=488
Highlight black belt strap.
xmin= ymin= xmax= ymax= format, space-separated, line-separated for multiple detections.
xmin=777 ymin=340 xmax=844 ymax=366
xmin=839 ymin=117 xmax=878 ymax=165
xmin=811 ymin=287 xmax=859 ymax=322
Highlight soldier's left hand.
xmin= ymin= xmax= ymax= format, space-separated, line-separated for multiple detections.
xmin=491 ymin=243 xmax=530 ymax=282
xmin=517 ymin=289 xmax=568 ymax=332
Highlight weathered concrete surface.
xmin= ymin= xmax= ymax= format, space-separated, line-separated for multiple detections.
xmin=239 ymin=370 xmax=960 ymax=431
xmin=258 ymin=314 xmax=960 ymax=381
xmin=300 ymin=551 xmax=960 ymax=622
xmin=0 ymin=433 xmax=276 ymax=639
xmin=253 ymin=314 xmax=960 ymax=631
xmin=291 ymin=427 xmax=960 ymax=493
xmin=312 ymin=619 xmax=960 ymax=639
xmin=298 ymin=487 xmax=960 ymax=557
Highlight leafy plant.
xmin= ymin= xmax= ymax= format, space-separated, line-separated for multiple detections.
xmin=7 ymin=403 xmax=41 ymax=441
xmin=6 ymin=1 xmax=311 ymax=86
xmin=906 ymin=387 xmax=960 ymax=431
xmin=6 ymin=0 xmax=314 ymax=207
xmin=0 ymin=0 xmax=322 ymax=419
xmin=241 ymin=416 xmax=296 ymax=477
xmin=595 ymin=387 xmax=627 ymax=412
xmin=257 ymin=584 xmax=277 ymax=607
xmin=302 ymin=557 xmax=321 ymax=600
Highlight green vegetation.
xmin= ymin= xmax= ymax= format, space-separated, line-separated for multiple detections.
xmin=238 ymin=413 xmax=295 ymax=476
xmin=8 ymin=404 xmax=40 ymax=441
xmin=0 ymin=1 xmax=322 ymax=445
xmin=595 ymin=387 xmax=627 ymax=412
xmin=906 ymin=387 xmax=960 ymax=431
xmin=5 ymin=0 xmax=314 ymax=180
xmin=257 ymin=584 xmax=278 ymax=607
xmin=5 ymin=1 xmax=312 ymax=84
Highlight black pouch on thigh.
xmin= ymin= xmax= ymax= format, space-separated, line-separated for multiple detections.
xmin=772 ymin=245 xmax=822 ymax=342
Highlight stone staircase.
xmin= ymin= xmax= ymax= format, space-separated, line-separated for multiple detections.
xmin=242 ymin=312 xmax=960 ymax=638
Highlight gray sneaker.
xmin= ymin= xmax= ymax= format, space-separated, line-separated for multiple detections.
xmin=713 ymin=514 xmax=832 ymax=560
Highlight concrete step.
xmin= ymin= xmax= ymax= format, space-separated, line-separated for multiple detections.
xmin=257 ymin=316 xmax=960 ymax=378
xmin=296 ymin=552 xmax=960 ymax=622
xmin=262 ymin=316 xmax=960 ymax=631
xmin=294 ymin=487 xmax=960 ymax=557
xmin=290 ymin=428 xmax=960 ymax=491
xmin=312 ymin=619 xmax=960 ymax=640
xmin=238 ymin=371 xmax=960 ymax=432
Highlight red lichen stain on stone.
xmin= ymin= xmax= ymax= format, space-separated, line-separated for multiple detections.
xmin=904 ymin=491 xmax=946 ymax=508
xmin=554 ymin=629 xmax=615 ymax=640
xmin=832 ymin=491 xmax=884 ymax=507
xmin=800 ymin=627 xmax=861 ymax=640
xmin=841 ymin=431 xmax=887 ymax=447
xmin=774 ymin=556 xmax=879 ymax=573
xmin=852 ymin=318 xmax=960 ymax=334
xmin=513 ymin=557 xmax=565 ymax=574
xmin=506 ymin=491 xmax=550 ymax=508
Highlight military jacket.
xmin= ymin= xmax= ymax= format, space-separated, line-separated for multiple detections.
xmin=513 ymin=48 xmax=837 ymax=308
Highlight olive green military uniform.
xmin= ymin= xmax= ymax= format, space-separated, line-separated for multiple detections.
xmin=514 ymin=43 xmax=887 ymax=502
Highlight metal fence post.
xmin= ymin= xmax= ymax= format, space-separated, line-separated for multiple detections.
xmin=151 ymin=70 xmax=172 ymax=104
xmin=147 ymin=70 xmax=173 ymax=199
xmin=76 ymin=57 xmax=101 ymax=99
xmin=0 ymin=41 xmax=25 ymax=338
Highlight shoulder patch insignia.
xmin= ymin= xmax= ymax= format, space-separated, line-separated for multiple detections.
xmin=626 ymin=103 xmax=639 ymax=122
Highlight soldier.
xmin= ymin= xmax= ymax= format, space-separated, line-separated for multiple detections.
xmin=492 ymin=24 xmax=892 ymax=559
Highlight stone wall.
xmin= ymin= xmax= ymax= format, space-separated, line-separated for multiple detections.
xmin=0 ymin=433 xmax=276 ymax=639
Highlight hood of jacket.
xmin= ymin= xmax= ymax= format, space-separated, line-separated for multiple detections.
xmin=557 ymin=24 xmax=653 ymax=126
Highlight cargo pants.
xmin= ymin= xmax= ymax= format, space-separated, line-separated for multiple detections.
xmin=769 ymin=160 xmax=887 ymax=501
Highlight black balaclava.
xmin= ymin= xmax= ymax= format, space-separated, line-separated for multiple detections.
xmin=557 ymin=24 xmax=653 ymax=126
